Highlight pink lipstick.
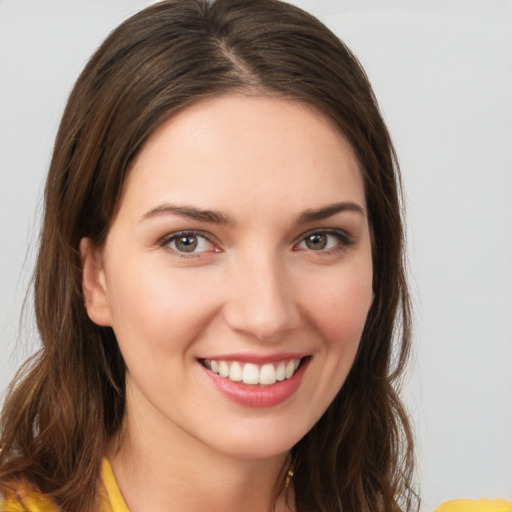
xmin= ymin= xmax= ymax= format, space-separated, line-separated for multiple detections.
xmin=200 ymin=355 xmax=310 ymax=407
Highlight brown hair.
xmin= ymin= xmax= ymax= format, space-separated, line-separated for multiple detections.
xmin=0 ymin=1 xmax=418 ymax=510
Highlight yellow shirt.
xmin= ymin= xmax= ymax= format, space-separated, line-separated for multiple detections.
xmin=435 ymin=498 xmax=512 ymax=512
xmin=1 ymin=462 xmax=510 ymax=512
xmin=1 ymin=459 xmax=128 ymax=512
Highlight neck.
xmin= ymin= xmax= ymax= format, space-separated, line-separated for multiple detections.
xmin=106 ymin=400 xmax=294 ymax=512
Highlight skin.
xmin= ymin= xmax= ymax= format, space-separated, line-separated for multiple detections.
xmin=81 ymin=95 xmax=374 ymax=512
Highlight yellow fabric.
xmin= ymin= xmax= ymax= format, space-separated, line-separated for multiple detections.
xmin=98 ymin=459 xmax=129 ymax=512
xmin=1 ymin=459 xmax=129 ymax=512
xmin=1 ymin=481 xmax=58 ymax=512
xmin=2 ymin=467 xmax=511 ymax=512
xmin=435 ymin=498 xmax=512 ymax=512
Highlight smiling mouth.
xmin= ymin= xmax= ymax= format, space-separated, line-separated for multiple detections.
xmin=200 ymin=357 xmax=306 ymax=386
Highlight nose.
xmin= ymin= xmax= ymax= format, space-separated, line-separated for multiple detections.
xmin=222 ymin=253 xmax=300 ymax=342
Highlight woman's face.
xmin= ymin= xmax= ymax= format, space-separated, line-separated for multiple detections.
xmin=82 ymin=95 xmax=373 ymax=460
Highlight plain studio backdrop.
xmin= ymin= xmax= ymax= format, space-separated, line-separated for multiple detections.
xmin=0 ymin=0 xmax=511 ymax=509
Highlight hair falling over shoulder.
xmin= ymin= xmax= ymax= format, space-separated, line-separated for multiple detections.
xmin=0 ymin=1 xmax=419 ymax=510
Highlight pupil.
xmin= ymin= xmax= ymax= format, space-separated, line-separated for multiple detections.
xmin=306 ymin=234 xmax=327 ymax=250
xmin=176 ymin=236 xmax=197 ymax=252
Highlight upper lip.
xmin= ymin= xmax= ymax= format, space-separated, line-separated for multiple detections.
xmin=198 ymin=352 xmax=308 ymax=364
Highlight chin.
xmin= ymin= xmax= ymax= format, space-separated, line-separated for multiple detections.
xmin=203 ymin=418 xmax=312 ymax=461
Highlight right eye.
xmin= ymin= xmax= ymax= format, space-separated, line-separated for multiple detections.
xmin=162 ymin=231 xmax=216 ymax=255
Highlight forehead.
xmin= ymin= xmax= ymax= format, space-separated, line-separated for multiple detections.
xmin=120 ymin=94 xmax=365 ymax=219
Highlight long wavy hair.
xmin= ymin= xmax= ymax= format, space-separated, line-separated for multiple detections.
xmin=0 ymin=1 xmax=418 ymax=511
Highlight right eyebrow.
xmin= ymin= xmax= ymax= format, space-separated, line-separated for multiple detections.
xmin=139 ymin=203 xmax=230 ymax=225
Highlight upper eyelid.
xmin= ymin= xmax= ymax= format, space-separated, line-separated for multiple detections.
xmin=295 ymin=227 xmax=353 ymax=244
xmin=159 ymin=230 xmax=215 ymax=245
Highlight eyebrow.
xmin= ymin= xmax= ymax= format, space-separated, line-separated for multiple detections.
xmin=140 ymin=201 xmax=365 ymax=225
xmin=296 ymin=201 xmax=366 ymax=223
xmin=140 ymin=204 xmax=230 ymax=224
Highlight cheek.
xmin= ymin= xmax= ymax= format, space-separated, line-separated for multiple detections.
xmin=306 ymin=270 xmax=373 ymax=351
xmin=105 ymin=261 xmax=221 ymax=352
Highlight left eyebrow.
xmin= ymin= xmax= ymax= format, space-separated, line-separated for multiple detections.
xmin=296 ymin=201 xmax=366 ymax=224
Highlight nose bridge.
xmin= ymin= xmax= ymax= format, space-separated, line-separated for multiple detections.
xmin=223 ymin=247 xmax=299 ymax=341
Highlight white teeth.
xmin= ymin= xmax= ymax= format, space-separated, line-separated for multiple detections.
xmin=229 ymin=361 xmax=242 ymax=382
xmin=204 ymin=358 xmax=302 ymax=386
xmin=218 ymin=360 xmax=229 ymax=378
xmin=276 ymin=362 xmax=286 ymax=381
xmin=259 ymin=363 xmax=277 ymax=385
xmin=242 ymin=363 xmax=259 ymax=385
xmin=285 ymin=360 xmax=295 ymax=379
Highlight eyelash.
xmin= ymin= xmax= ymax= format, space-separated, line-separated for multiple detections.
xmin=159 ymin=231 xmax=217 ymax=258
xmin=294 ymin=229 xmax=353 ymax=255
xmin=158 ymin=229 xmax=353 ymax=258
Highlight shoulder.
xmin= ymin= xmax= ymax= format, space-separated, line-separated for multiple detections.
xmin=0 ymin=481 xmax=59 ymax=512
xmin=435 ymin=498 xmax=512 ymax=512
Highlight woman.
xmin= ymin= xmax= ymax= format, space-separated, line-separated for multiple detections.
xmin=0 ymin=0 xmax=417 ymax=510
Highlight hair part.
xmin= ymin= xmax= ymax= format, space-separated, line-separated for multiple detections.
xmin=0 ymin=1 xmax=418 ymax=510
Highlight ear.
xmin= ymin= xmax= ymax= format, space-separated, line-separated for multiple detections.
xmin=79 ymin=237 xmax=112 ymax=326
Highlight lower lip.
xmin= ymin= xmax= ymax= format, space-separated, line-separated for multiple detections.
xmin=201 ymin=358 xmax=309 ymax=408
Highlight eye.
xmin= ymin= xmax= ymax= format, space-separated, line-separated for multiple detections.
xmin=162 ymin=231 xmax=216 ymax=255
xmin=296 ymin=230 xmax=351 ymax=252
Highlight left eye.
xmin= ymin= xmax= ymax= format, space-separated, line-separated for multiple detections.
xmin=165 ymin=233 xmax=214 ymax=254
xmin=297 ymin=232 xmax=345 ymax=251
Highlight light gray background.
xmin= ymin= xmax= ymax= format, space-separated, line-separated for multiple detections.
xmin=1 ymin=0 xmax=511 ymax=509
